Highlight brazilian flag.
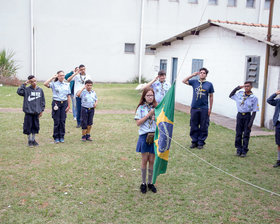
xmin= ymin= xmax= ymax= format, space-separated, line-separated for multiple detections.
xmin=153 ymin=82 xmax=175 ymax=184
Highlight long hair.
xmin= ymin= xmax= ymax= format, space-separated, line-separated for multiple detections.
xmin=136 ymin=87 xmax=157 ymax=111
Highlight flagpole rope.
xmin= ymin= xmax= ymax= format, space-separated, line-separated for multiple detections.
xmin=158 ymin=129 xmax=280 ymax=197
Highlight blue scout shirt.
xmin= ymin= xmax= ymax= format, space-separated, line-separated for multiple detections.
xmin=267 ymin=93 xmax=280 ymax=126
xmin=231 ymin=91 xmax=259 ymax=113
xmin=49 ymin=81 xmax=71 ymax=101
xmin=80 ymin=89 xmax=98 ymax=108
xmin=135 ymin=104 xmax=156 ymax=135
xmin=151 ymin=80 xmax=171 ymax=103
xmin=189 ymin=79 xmax=214 ymax=109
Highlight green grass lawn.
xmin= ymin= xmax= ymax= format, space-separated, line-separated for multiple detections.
xmin=0 ymin=83 xmax=280 ymax=223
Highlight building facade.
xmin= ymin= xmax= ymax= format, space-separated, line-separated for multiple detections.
xmin=0 ymin=0 xmax=279 ymax=81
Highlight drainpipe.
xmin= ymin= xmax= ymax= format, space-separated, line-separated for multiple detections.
xmin=138 ymin=0 xmax=145 ymax=83
xmin=257 ymin=0 xmax=264 ymax=24
xmin=30 ymin=0 xmax=34 ymax=75
xmin=261 ymin=0 xmax=274 ymax=127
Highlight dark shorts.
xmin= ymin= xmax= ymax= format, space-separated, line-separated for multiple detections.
xmin=136 ymin=134 xmax=155 ymax=154
xmin=81 ymin=107 xmax=95 ymax=129
xmin=23 ymin=113 xmax=39 ymax=135
xmin=275 ymin=122 xmax=280 ymax=146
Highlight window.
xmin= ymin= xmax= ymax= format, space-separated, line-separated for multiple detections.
xmin=227 ymin=0 xmax=237 ymax=7
xmin=188 ymin=0 xmax=198 ymax=3
xmin=264 ymin=0 xmax=270 ymax=10
xmin=160 ymin=59 xmax=167 ymax=72
xmin=246 ymin=0 xmax=255 ymax=8
xmin=245 ymin=56 xmax=260 ymax=88
xmin=124 ymin=43 xmax=135 ymax=53
xmin=191 ymin=59 xmax=203 ymax=80
xmin=169 ymin=0 xmax=179 ymax=2
xmin=145 ymin=44 xmax=155 ymax=55
xmin=208 ymin=0 xmax=218 ymax=5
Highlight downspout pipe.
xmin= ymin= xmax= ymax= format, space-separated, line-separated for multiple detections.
xmin=261 ymin=0 xmax=274 ymax=127
xmin=138 ymin=0 xmax=145 ymax=83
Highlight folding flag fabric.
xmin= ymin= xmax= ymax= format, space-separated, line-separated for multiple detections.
xmin=152 ymin=82 xmax=175 ymax=184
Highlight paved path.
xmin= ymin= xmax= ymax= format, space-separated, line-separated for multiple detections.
xmin=175 ymin=103 xmax=274 ymax=137
xmin=0 ymin=106 xmax=274 ymax=136
xmin=0 ymin=108 xmax=134 ymax=115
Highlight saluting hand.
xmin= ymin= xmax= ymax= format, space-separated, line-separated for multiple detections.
xmin=276 ymin=90 xmax=280 ymax=95
xmin=24 ymin=80 xmax=30 ymax=85
xmin=53 ymin=74 xmax=58 ymax=79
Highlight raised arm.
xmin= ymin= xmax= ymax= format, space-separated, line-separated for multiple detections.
xmin=17 ymin=80 xmax=29 ymax=96
xmin=44 ymin=74 xmax=57 ymax=88
xmin=182 ymin=72 xmax=199 ymax=85
xmin=229 ymin=86 xmax=242 ymax=98
xmin=76 ymin=86 xmax=86 ymax=97
xmin=67 ymin=70 xmax=79 ymax=82
xmin=267 ymin=90 xmax=280 ymax=106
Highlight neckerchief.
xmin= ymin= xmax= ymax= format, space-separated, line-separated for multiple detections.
xmin=196 ymin=79 xmax=206 ymax=100
xmin=240 ymin=91 xmax=252 ymax=106
xmin=80 ymin=74 xmax=86 ymax=84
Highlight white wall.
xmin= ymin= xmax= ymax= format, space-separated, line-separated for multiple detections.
xmin=0 ymin=0 xmax=279 ymax=82
xmin=265 ymin=66 xmax=280 ymax=129
xmin=0 ymin=0 xmax=31 ymax=80
xmin=152 ymin=26 xmax=268 ymax=126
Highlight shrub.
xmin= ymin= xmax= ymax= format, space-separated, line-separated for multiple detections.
xmin=0 ymin=49 xmax=21 ymax=86
xmin=0 ymin=49 xmax=19 ymax=77
xmin=129 ymin=75 xmax=149 ymax=84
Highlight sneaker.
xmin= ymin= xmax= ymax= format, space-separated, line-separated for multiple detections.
xmin=148 ymin=184 xmax=157 ymax=193
xmin=240 ymin=153 xmax=246 ymax=158
xmin=54 ymin=139 xmax=60 ymax=144
xmin=140 ymin=183 xmax=147 ymax=194
xmin=28 ymin=140 xmax=34 ymax=147
xmin=76 ymin=124 xmax=81 ymax=128
xmin=73 ymin=117 xmax=77 ymax=121
xmin=197 ymin=145 xmax=204 ymax=150
xmin=86 ymin=134 xmax=92 ymax=141
xmin=33 ymin=140 xmax=39 ymax=146
xmin=81 ymin=135 xmax=86 ymax=142
xmin=190 ymin=143 xmax=197 ymax=149
xmin=60 ymin=138 xmax=64 ymax=143
xmin=273 ymin=160 xmax=280 ymax=168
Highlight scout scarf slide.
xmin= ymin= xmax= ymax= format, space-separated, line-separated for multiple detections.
xmin=240 ymin=92 xmax=252 ymax=106
xmin=146 ymin=132 xmax=155 ymax=145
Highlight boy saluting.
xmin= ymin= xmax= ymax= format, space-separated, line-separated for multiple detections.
xmin=229 ymin=81 xmax=259 ymax=157
xmin=77 ymin=80 xmax=98 ymax=141
xmin=17 ymin=75 xmax=45 ymax=147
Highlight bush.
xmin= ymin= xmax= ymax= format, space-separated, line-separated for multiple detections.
xmin=0 ymin=49 xmax=19 ymax=78
xmin=129 ymin=75 xmax=149 ymax=84
xmin=0 ymin=49 xmax=20 ymax=86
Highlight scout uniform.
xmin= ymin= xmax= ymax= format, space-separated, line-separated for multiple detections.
xmin=151 ymin=80 xmax=171 ymax=104
xmin=80 ymin=89 xmax=98 ymax=141
xmin=230 ymin=88 xmax=259 ymax=156
xmin=267 ymin=93 xmax=280 ymax=167
xmin=189 ymin=79 xmax=214 ymax=147
xmin=135 ymin=103 xmax=156 ymax=153
xmin=73 ymin=74 xmax=91 ymax=127
xmin=49 ymin=80 xmax=71 ymax=142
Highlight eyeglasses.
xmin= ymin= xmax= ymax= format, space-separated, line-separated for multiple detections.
xmin=146 ymin=95 xmax=154 ymax=97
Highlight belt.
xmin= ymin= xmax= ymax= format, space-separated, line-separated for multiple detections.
xmin=53 ymin=100 xmax=66 ymax=104
xmin=83 ymin=107 xmax=94 ymax=110
xmin=238 ymin=112 xmax=251 ymax=116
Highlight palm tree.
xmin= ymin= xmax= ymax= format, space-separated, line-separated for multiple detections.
xmin=0 ymin=49 xmax=19 ymax=77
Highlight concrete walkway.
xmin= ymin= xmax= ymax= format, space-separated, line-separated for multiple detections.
xmin=175 ymin=102 xmax=274 ymax=137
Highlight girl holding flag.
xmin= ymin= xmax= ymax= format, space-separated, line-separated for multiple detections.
xmin=135 ymin=87 xmax=158 ymax=194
